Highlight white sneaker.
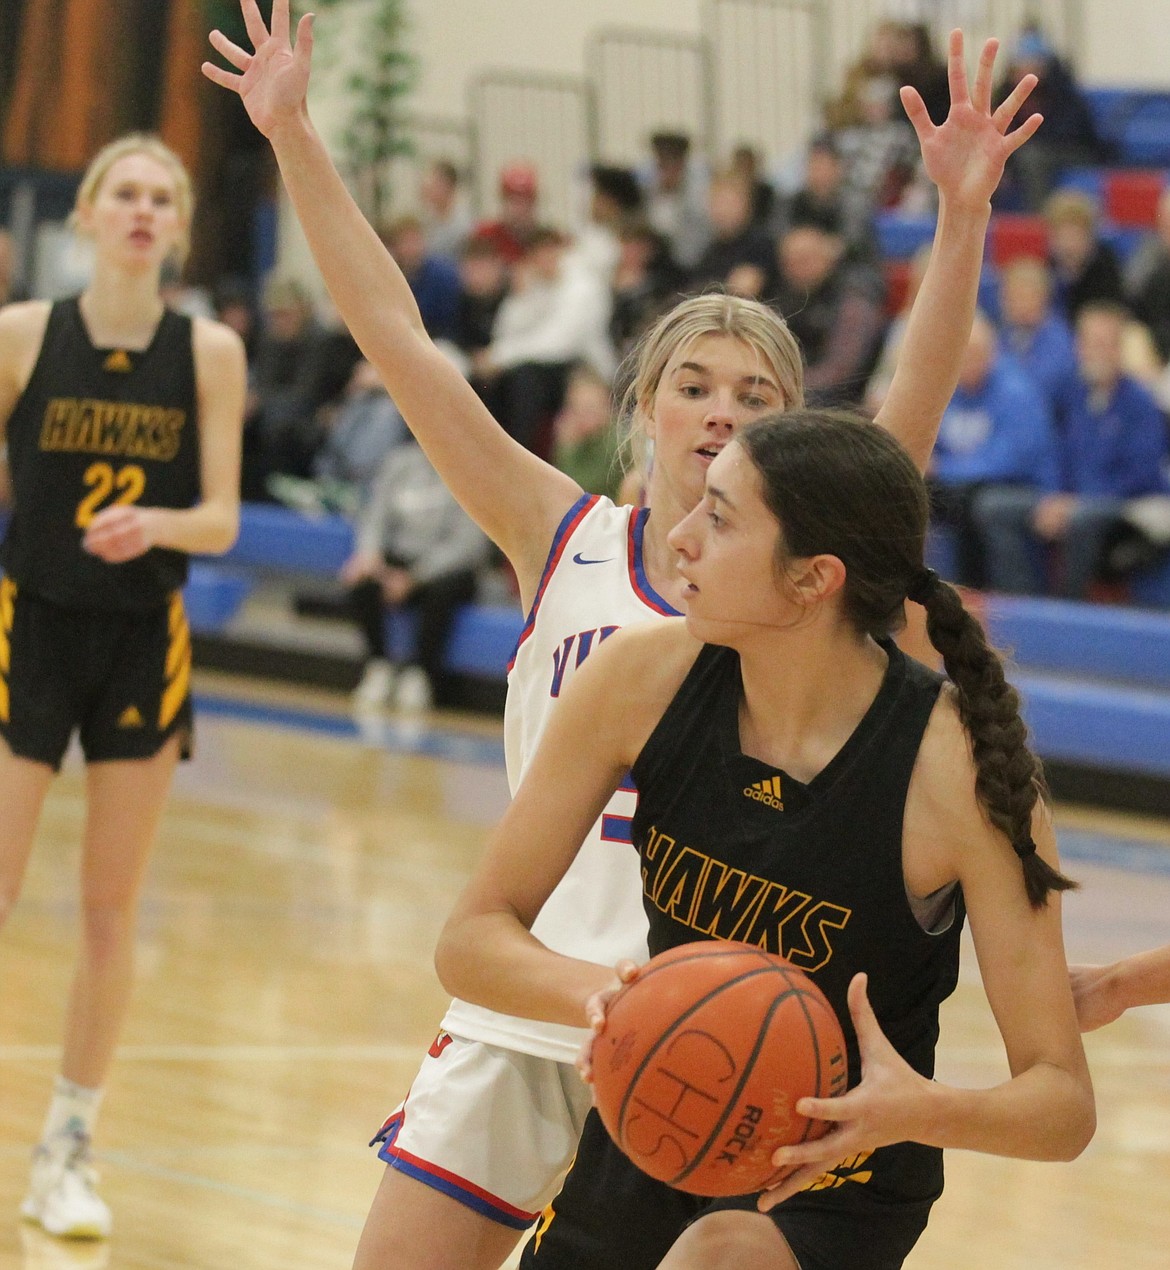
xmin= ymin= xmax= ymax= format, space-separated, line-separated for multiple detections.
xmin=352 ymin=658 xmax=396 ymax=710
xmin=21 ymin=1134 xmax=112 ymax=1240
xmin=394 ymin=665 xmax=433 ymax=713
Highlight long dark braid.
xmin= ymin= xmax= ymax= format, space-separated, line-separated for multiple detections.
xmin=738 ymin=410 xmax=1076 ymax=909
xmin=908 ymin=570 xmax=1076 ymax=908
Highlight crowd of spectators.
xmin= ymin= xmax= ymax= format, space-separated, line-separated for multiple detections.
xmin=195 ymin=18 xmax=1170 ymax=689
xmin=7 ymin=17 xmax=1169 ymax=707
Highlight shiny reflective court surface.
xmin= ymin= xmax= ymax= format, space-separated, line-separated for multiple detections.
xmin=1 ymin=674 xmax=1168 ymax=1269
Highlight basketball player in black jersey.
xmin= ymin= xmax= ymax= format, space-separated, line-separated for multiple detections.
xmin=0 ymin=134 xmax=245 ymax=1238
xmin=437 ymin=412 xmax=1094 ymax=1270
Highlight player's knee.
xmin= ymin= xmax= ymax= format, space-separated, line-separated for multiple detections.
xmin=664 ymin=1210 xmax=798 ymax=1269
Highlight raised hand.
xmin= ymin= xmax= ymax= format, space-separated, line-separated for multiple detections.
xmin=758 ymin=973 xmax=931 ymax=1210
xmin=901 ymin=28 xmax=1042 ymax=211
xmin=201 ymin=0 xmax=314 ymax=139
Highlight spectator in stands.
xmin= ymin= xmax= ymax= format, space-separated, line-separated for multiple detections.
xmin=864 ymin=241 xmax=933 ymax=416
xmin=994 ymin=27 xmax=1106 ymax=212
xmin=474 ymin=227 xmax=615 ymax=454
xmin=0 ymin=227 xmax=29 ymax=305
xmin=550 ymin=364 xmax=624 ymax=502
xmin=930 ymin=312 xmax=1058 ymax=587
xmin=833 ymin=71 xmax=921 ymax=230
xmin=974 ymin=303 xmax=1170 ymax=599
xmin=158 ymin=258 xmax=215 ymax=319
xmin=608 ymin=216 xmax=686 ymax=359
xmin=1126 ymin=188 xmax=1170 ymax=364
xmin=449 ymin=232 xmax=510 ymax=386
xmin=343 ymin=435 xmax=490 ymax=713
xmin=212 ymin=275 xmax=259 ymax=361
xmin=271 ymin=358 xmax=407 ymax=517
xmin=892 ymin=23 xmax=951 ymax=127
xmin=570 ymin=164 xmax=643 ymax=289
xmin=245 ymin=275 xmax=333 ymax=497
xmin=474 ymin=161 xmax=541 ymax=265
xmin=637 ymin=130 xmax=711 ymax=270
xmin=826 ymin=18 xmax=908 ymax=129
xmin=772 ymin=220 xmax=887 ymax=405
xmin=379 ymin=215 xmax=461 ymax=343
xmin=997 ymin=255 xmax=1078 ymax=409
xmin=687 ymin=168 xmax=776 ymax=298
xmin=418 ymin=158 xmax=474 ymax=263
xmin=779 ymin=131 xmax=878 ymax=262
xmin=1045 ymin=189 xmax=1126 ymax=323
xmin=728 ymin=143 xmax=777 ymax=228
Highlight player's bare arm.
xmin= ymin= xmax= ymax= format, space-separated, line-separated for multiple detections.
xmin=874 ymin=30 xmax=1042 ymax=473
xmin=436 ymin=621 xmax=699 ymax=1027
xmin=202 ymin=0 xmax=580 ymax=601
xmin=907 ymin=695 xmax=1094 ymax=1158
xmin=0 ymin=302 xmax=52 ymax=438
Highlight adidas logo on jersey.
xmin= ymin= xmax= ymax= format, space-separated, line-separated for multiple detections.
xmin=743 ymin=775 xmax=783 ymax=810
xmin=103 ymin=349 xmax=134 ymax=373
xmin=117 ymin=705 xmax=144 ymax=728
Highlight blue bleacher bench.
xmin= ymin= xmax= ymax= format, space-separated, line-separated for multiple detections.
xmin=186 ymin=503 xmax=524 ymax=680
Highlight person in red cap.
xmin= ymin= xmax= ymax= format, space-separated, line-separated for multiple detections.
xmin=474 ymin=161 xmax=541 ymax=265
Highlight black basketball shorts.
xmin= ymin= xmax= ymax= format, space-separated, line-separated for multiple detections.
xmin=520 ymin=1111 xmax=936 ymax=1270
xmin=0 ymin=579 xmax=193 ymax=770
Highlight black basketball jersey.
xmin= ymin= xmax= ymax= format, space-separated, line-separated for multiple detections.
xmin=1 ymin=297 xmax=201 ymax=610
xmin=629 ymin=639 xmax=964 ymax=1205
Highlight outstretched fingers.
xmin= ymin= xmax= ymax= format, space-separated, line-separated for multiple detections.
xmin=1005 ymin=110 xmax=1044 ymax=153
xmin=899 ymin=84 xmax=935 ymax=144
xmin=970 ymin=37 xmax=999 ymax=115
xmin=201 ymin=56 xmax=240 ymax=92
xmin=270 ymin=0 xmax=292 ymax=46
xmin=208 ymin=27 xmax=252 ymax=72
xmin=945 ymin=29 xmax=970 ymax=106
xmin=240 ymin=0 xmax=272 ymax=51
xmin=995 ymin=72 xmax=1040 ymax=130
xmin=293 ymin=12 xmax=315 ymax=66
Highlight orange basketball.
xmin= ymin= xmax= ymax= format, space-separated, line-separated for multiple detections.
xmin=590 ymin=941 xmax=848 ymax=1196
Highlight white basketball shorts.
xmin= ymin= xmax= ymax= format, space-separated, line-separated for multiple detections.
xmin=371 ymin=1031 xmax=593 ymax=1228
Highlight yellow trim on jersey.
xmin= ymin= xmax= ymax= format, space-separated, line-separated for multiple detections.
xmin=159 ymin=593 xmax=191 ymax=730
xmin=530 ymin=1148 xmax=575 ymax=1255
xmin=0 ymin=577 xmax=15 ymax=722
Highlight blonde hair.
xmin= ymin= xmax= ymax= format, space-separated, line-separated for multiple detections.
xmin=72 ymin=133 xmax=194 ymax=266
xmin=617 ymin=292 xmax=805 ymax=475
xmin=1043 ymin=189 xmax=1097 ymax=232
xmin=1000 ymin=255 xmax=1053 ymax=297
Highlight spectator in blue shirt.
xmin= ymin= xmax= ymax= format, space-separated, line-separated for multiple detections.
xmin=928 ymin=312 xmax=1058 ymax=586
xmin=997 ymin=256 xmax=1078 ymax=410
xmin=380 ymin=215 xmax=462 ymax=342
xmin=974 ymin=303 xmax=1170 ymax=598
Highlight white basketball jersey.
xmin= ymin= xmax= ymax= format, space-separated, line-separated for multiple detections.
xmin=441 ymin=494 xmax=680 ymax=1061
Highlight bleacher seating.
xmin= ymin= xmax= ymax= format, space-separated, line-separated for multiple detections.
xmin=988 ymin=212 xmax=1048 ymax=267
xmin=984 ymin=596 xmax=1170 ymax=781
xmin=1086 ymin=88 xmax=1170 ymax=167
xmin=1103 ymin=168 xmax=1166 ymax=226
xmin=187 ymin=503 xmax=522 ymax=682
xmin=183 ymin=507 xmax=1170 ymax=790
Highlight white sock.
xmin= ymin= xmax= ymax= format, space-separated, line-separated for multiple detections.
xmin=39 ymin=1076 xmax=104 ymax=1151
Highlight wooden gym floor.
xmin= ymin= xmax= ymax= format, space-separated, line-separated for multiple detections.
xmin=1 ymin=670 xmax=1168 ymax=1270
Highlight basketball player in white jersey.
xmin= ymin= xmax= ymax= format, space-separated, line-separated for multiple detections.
xmin=203 ymin=6 xmax=1042 ymax=1265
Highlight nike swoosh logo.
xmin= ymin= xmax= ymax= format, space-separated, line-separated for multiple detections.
xmin=573 ymin=552 xmax=614 ymax=565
